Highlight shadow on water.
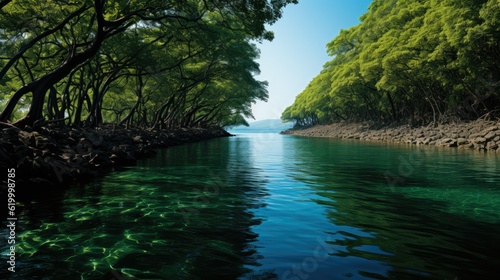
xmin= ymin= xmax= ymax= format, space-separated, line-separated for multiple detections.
xmin=288 ymin=136 xmax=500 ymax=279
xmin=0 ymin=137 xmax=273 ymax=279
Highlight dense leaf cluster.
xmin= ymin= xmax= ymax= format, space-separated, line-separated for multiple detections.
xmin=0 ymin=0 xmax=296 ymax=128
xmin=282 ymin=0 xmax=500 ymax=127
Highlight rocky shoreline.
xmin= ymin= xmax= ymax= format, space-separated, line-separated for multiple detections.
xmin=0 ymin=124 xmax=231 ymax=197
xmin=282 ymin=119 xmax=500 ymax=153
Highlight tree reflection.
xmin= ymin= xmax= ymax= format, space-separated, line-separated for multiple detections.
xmin=6 ymin=137 xmax=274 ymax=279
xmin=288 ymin=137 xmax=500 ymax=279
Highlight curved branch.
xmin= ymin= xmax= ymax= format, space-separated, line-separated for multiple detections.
xmin=0 ymin=85 xmax=32 ymax=122
xmin=0 ymin=5 xmax=89 ymax=81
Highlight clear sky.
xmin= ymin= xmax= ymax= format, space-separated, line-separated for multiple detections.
xmin=250 ymin=0 xmax=373 ymax=121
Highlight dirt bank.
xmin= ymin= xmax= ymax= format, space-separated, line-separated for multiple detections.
xmin=282 ymin=119 xmax=500 ymax=153
xmin=0 ymin=124 xmax=231 ymax=195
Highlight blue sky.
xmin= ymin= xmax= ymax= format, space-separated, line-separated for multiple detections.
xmin=251 ymin=0 xmax=373 ymax=121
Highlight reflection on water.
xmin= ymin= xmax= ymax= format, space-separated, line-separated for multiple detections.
xmin=1 ymin=134 xmax=500 ymax=279
xmin=1 ymin=137 xmax=271 ymax=279
xmin=286 ymin=137 xmax=500 ymax=279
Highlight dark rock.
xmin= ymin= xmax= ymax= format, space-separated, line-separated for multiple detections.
xmin=111 ymin=145 xmax=127 ymax=158
xmin=60 ymin=153 xmax=72 ymax=162
xmin=35 ymin=135 xmax=59 ymax=152
xmin=76 ymin=138 xmax=94 ymax=154
xmin=133 ymin=135 xmax=145 ymax=143
xmin=110 ymin=134 xmax=133 ymax=144
xmin=71 ymin=155 xmax=92 ymax=169
xmin=2 ymin=127 xmax=20 ymax=142
xmin=14 ymin=144 xmax=29 ymax=158
xmin=18 ymin=131 xmax=37 ymax=146
xmin=24 ymin=177 xmax=56 ymax=189
xmin=109 ymin=153 xmax=137 ymax=166
xmin=45 ymin=157 xmax=73 ymax=183
xmin=119 ymin=144 xmax=137 ymax=153
xmin=17 ymin=156 xmax=32 ymax=171
xmin=0 ymin=147 xmax=14 ymax=168
xmin=1 ymin=125 xmax=231 ymax=194
xmin=135 ymin=146 xmax=156 ymax=159
xmin=41 ymin=149 xmax=54 ymax=157
xmin=88 ymin=151 xmax=112 ymax=167
xmin=69 ymin=129 xmax=81 ymax=139
xmin=33 ymin=156 xmax=51 ymax=171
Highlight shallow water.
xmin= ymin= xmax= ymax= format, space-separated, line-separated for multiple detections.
xmin=2 ymin=133 xmax=500 ymax=279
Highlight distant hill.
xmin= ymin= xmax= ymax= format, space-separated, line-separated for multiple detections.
xmin=227 ymin=119 xmax=294 ymax=133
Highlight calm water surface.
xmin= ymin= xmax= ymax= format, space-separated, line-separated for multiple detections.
xmin=2 ymin=133 xmax=500 ymax=279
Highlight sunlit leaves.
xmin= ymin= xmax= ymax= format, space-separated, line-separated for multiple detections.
xmin=283 ymin=0 xmax=500 ymax=126
xmin=0 ymin=0 xmax=296 ymax=126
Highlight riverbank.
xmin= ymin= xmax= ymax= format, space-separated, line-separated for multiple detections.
xmin=0 ymin=124 xmax=231 ymax=196
xmin=282 ymin=119 xmax=500 ymax=153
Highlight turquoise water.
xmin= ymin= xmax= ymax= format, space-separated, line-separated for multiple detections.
xmin=2 ymin=133 xmax=500 ymax=279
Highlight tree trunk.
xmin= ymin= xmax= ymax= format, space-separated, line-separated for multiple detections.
xmin=1 ymin=1 xmax=111 ymax=127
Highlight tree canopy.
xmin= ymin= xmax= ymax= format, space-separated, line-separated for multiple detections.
xmin=0 ymin=0 xmax=297 ymax=128
xmin=282 ymin=0 xmax=500 ymax=127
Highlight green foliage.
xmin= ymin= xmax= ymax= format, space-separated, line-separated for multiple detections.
xmin=282 ymin=0 xmax=500 ymax=126
xmin=0 ymin=0 xmax=297 ymax=128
